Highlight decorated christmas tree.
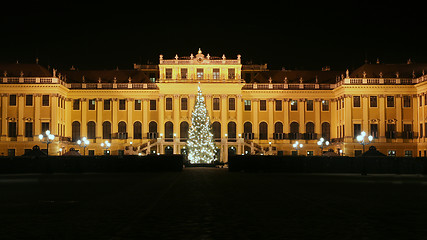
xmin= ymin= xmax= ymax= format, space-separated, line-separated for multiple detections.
xmin=186 ymin=86 xmax=217 ymax=164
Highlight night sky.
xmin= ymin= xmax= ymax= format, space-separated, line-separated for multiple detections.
xmin=1 ymin=2 xmax=426 ymax=71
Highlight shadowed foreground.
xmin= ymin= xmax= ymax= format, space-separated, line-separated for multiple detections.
xmin=1 ymin=168 xmax=427 ymax=239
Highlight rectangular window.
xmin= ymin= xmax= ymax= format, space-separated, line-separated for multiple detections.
xmin=42 ymin=95 xmax=49 ymax=106
xmin=8 ymin=122 xmax=17 ymax=137
xmin=8 ymin=149 xmax=15 ymax=157
xmin=181 ymin=68 xmax=188 ymax=79
xmin=150 ymin=100 xmax=157 ymax=110
xmin=260 ymin=100 xmax=267 ymax=111
xmin=213 ymin=69 xmax=220 ymax=79
xmin=89 ymin=99 xmax=96 ymax=110
xmin=119 ymin=99 xmax=126 ymax=110
xmin=275 ymin=100 xmax=282 ymax=111
xmin=403 ymin=95 xmax=411 ymax=107
xmin=25 ymin=95 xmax=33 ymax=106
xmin=181 ymin=98 xmax=188 ymax=110
xmin=290 ymin=100 xmax=298 ymax=111
xmin=306 ymin=100 xmax=314 ymax=111
xmin=321 ymin=100 xmax=329 ymax=111
xmin=405 ymin=150 xmax=413 ymax=157
xmin=135 ymin=100 xmax=141 ymax=110
xmin=229 ymin=98 xmax=235 ymax=111
xmin=73 ymin=99 xmax=80 ymax=110
xmin=41 ymin=122 xmax=50 ymax=133
xmin=369 ymin=96 xmax=377 ymax=107
xmin=355 ymin=150 xmax=363 ymax=157
xmin=25 ymin=122 xmax=33 ymax=137
xmin=197 ymin=68 xmax=204 ymax=79
xmin=421 ymin=96 xmax=423 ymax=107
xmin=213 ymin=98 xmax=220 ymax=110
xmin=353 ymin=96 xmax=361 ymax=107
xmin=353 ymin=123 xmax=361 ymax=138
xmin=421 ymin=124 xmax=424 ymax=138
xmin=104 ymin=99 xmax=111 ymax=110
xmin=165 ymin=68 xmax=172 ymax=79
xmin=9 ymin=94 xmax=16 ymax=106
xmin=149 ymin=73 xmax=156 ymax=82
xmin=386 ymin=96 xmax=395 ymax=107
xmin=228 ymin=68 xmax=235 ymax=79
xmin=244 ymin=100 xmax=251 ymax=111
xmin=388 ymin=150 xmax=396 ymax=157
xmin=370 ymin=124 xmax=378 ymax=138
xmin=166 ymin=97 xmax=173 ymax=110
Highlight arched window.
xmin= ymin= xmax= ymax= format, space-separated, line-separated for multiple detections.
xmin=118 ymin=121 xmax=127 ymax=133
xmin=102 ymin=121 xmax=111 ymax=139
xmin=149 ymin=121 xmax=157 ymax=133
xmin=72 ymin=121 xmax=80 ymax=142
xmin=180 ymin=121 xmax=189 ymax=139
xmin=165 ymin=121 xmax=174 ymax=139
xmin=244 ymin=122 xmax=252 ymax=134
xmin=212 ymin=121 xmax=221 ymax=140
xmin=322 ymin=122 xmax=330 ymax=140
xmin=274 ymin=121 xmax=283 ymax=140
xmin=305 ymin=122 xmax=315 ymax=140
xmin=148 ymin=121 xmax=157 ymax=139
xmin=227 ymin=121 xmax=236 ymax=139
xmin=133 ymin=121 xmax=142 ymax=139
xmin=118 ymin=121 xmax=127 ymax=139
xmin=306 ymin=122 xmax=315 ymax=133
xmin=259 ymin=122 xmax=268 ymax=140
xmin=289 ymin=122 xmax=299 ymax=139
xmin=87 ymin=121 xmax=96 ymax=139
xmin=243 ymin=122 xmax=253 ymax=139
xmin=274 ymin=122 xmax=283 ymax=133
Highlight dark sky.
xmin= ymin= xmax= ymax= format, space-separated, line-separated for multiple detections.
xmin=1 ymin=1 xmax=426 ymax=71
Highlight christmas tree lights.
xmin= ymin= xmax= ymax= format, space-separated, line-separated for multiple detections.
xmin=186 ymin=85 xmax=217 ymax=164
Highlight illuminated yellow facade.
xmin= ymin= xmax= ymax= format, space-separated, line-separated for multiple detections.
xmin=1 ymin=50 xmax=427 ymax=160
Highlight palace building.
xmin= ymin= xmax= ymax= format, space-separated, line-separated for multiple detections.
xmin=1 ymin=49 xmax=427 ymax=160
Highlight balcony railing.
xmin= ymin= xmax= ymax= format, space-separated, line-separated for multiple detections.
xmin=67 ymin=83 xmax=159 ymax=89
xmin=111 ymin=132 xmax=128 ymax=139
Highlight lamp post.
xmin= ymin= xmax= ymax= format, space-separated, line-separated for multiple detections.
xmin=356 ymin=131 xmax=374 ymax=154
xmin=317 ymin=137 xmax=330 ymax=155
xmin=77 ymin=137 xmax=90 ymax=156
xmin=292 ymin=141 xmax=303 ymax=155
xmin=38 ymin=130 xmax=55 ymax=156
xmin=100 ymin=140 xmax=111 ymax=155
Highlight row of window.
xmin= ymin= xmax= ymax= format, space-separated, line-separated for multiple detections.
xmin=165 ymin=68 xmax=236 ymax=79
xmin=8 ymin=94 xmax=53 ymax=107
xmin=71 ymin=98 xmax=331 ymax=112
xmin=68 ymin=120 xmax=331 ymax=142
xmin=351 ymin=95 xmax=412 ymax=108
xmin=334 ymin=123 xmax=416 ymax=139
xmin=4 ymin=94 xmax=419 ymax=110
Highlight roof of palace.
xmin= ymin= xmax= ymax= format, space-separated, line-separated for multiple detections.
xmin=62 ymin=69 xmax=153 ymax=83
xmin=251 ymin=69 xmax=345 ymax=84
xmin=0 ymin=63 xmax=52 ymax=77
xmin=349 ymin=63 xmax=427 ymax=78
xmin=2 ymin=61 xmax=427 ymax=84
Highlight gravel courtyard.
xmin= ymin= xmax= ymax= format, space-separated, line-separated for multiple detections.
xmin=1 ymin=168 xmax=426 ymax=239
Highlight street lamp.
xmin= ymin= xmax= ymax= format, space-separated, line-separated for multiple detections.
xmin=77 ymin=137 xmax=90 ymax=156
xmin=38 ymin=130 xmax=55 ymax=156
xmin=317 ymin=137 xmax=330 ymax=155
xmin=292 ymin=141 xmax=303 ymax=155
xmin=100 ymin=140 xmax=111 ymax=155
xmin=356 ymin=131 xmax=374 ymax=153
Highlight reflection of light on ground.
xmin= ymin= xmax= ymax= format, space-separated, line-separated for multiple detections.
xmin=0 ymin=178 xmax=38 ymax=183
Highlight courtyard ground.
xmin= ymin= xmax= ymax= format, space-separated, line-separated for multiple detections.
xmin=1 ymin=168 xmax=427 ymax=239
